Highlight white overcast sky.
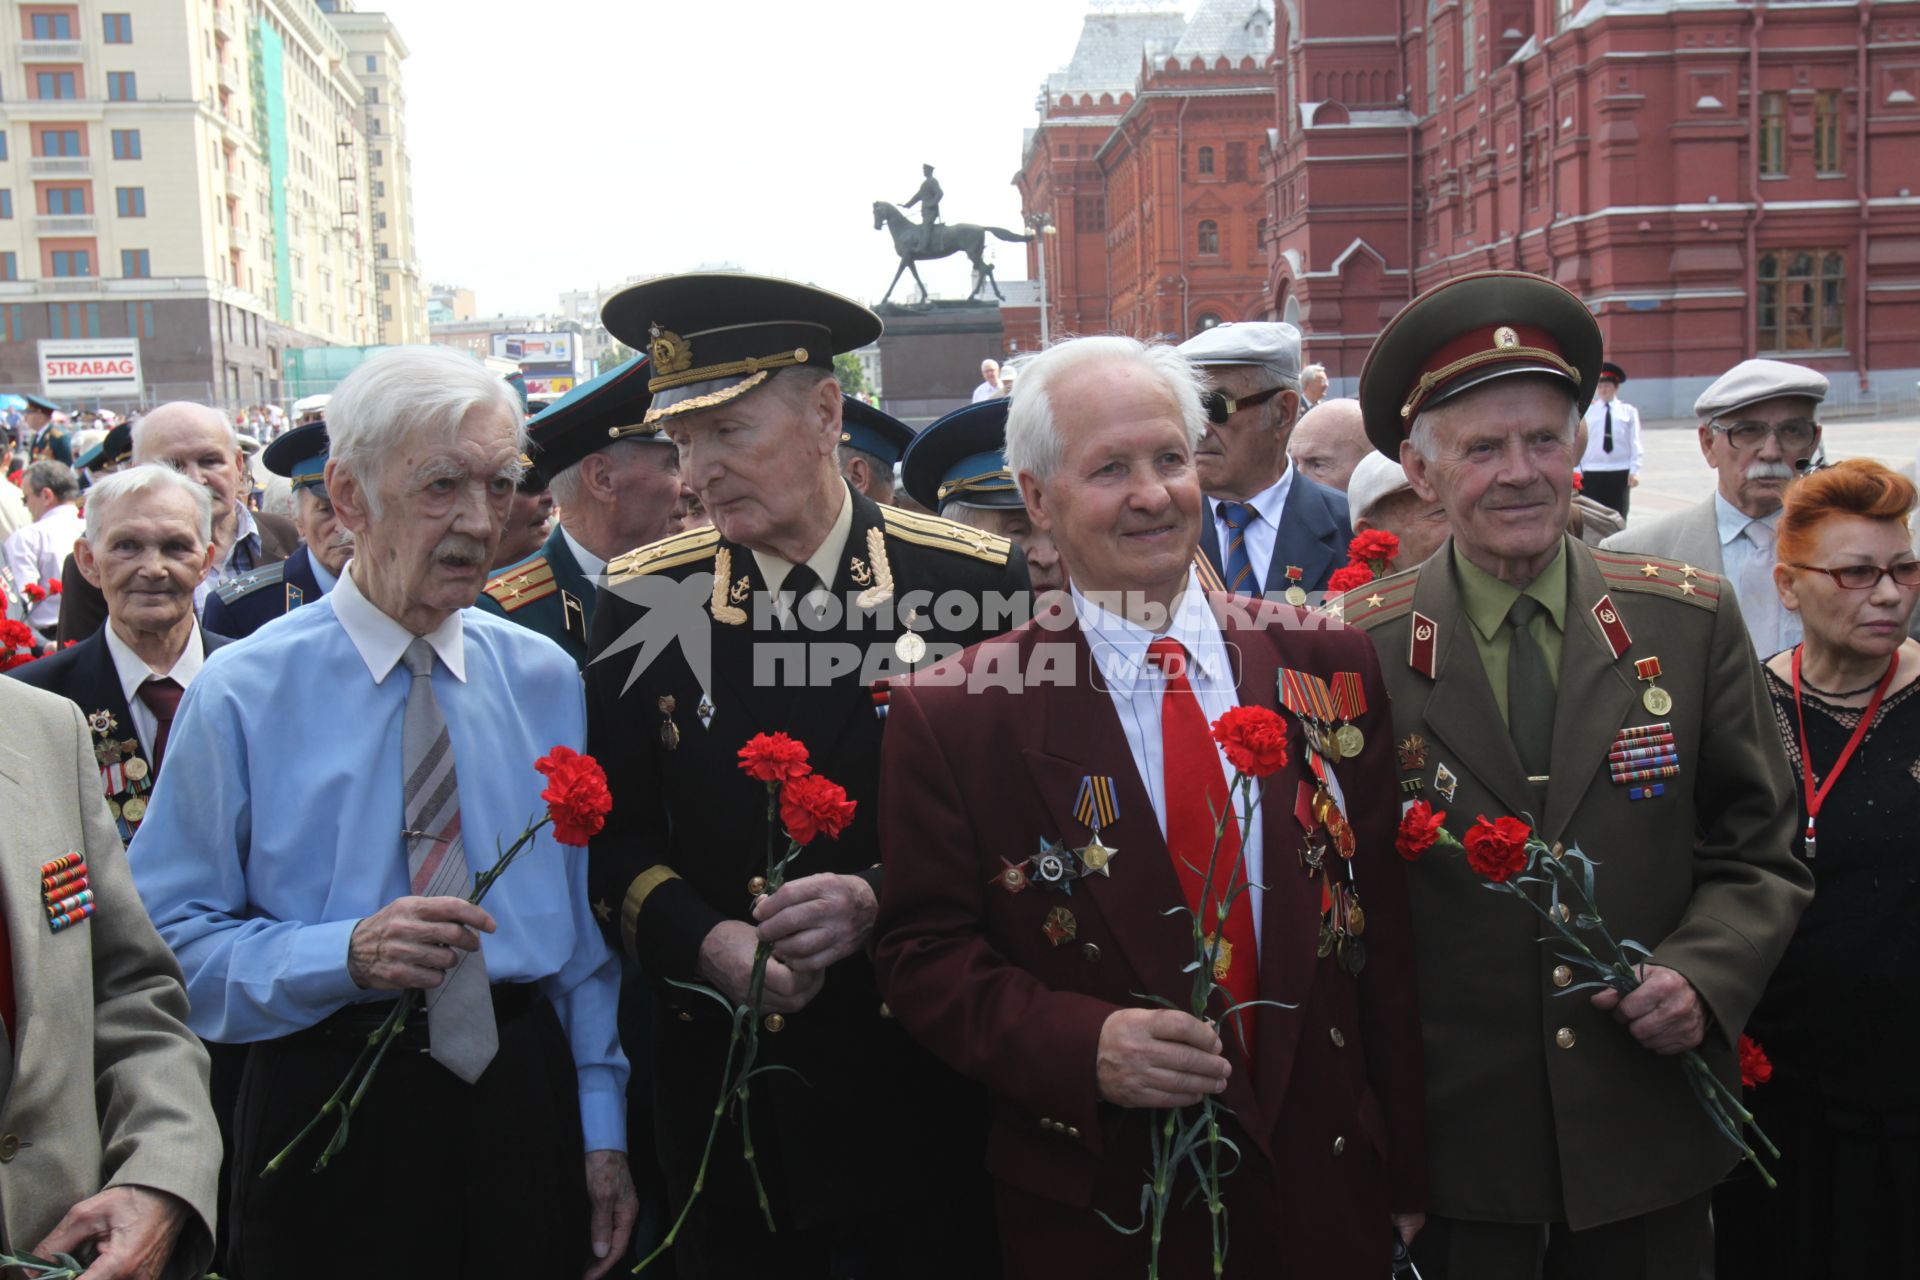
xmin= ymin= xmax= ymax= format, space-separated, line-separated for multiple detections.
xmin=371 ymin=0 xmax=1198 ymax=317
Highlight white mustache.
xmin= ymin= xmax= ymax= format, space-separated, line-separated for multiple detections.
xmin=1746 ymin=461 xmax=1795 ymax=482
xmin=433 ymin=535 xmax=488 ymax=567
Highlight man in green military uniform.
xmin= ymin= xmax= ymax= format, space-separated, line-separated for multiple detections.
xmin=26 ymin=394 xmax=71 ymax=466
xmin=478 ymin=355 xmax=688 ymax=668
xmin=585 ymin=272 xmax=1026 ymax=1277
xmin=1330 ymin=271 xmax=1812 ymax=1279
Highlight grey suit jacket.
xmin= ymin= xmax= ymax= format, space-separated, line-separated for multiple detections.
xmin=0 ymin=680 xmax=219 ymax=1277
xmin=1598 ymin=495 xmax=1723 ymax=573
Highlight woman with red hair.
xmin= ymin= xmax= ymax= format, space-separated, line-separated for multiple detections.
xmin=1716 ymin=458 xmax=1920 ymax=1277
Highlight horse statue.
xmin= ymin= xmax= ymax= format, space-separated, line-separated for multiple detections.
xmin=872 ymin=201 xmax=1032 ymax=306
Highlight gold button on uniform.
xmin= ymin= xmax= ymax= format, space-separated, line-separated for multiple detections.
xmin=1555 ymin=1027 xmax=1577 ymax=1049
xmin=878 ymin=1002 xmax=894 ymax=1020
xmin=1552 ymin=965 xmax=1572 ymax=988
xmin=1332 ymin=1136 xmax=1346 ymax=1156
xmin=763 ymin=1013 xmax=786 ymax=1033
xmin=0 ymin=1133 xmax=18 ymax=1161
xmin=1329 ymin=1027 xmax=1347 ymax=1049
xmin=1040 ymin=1117 xmax=1053 ymax=1130
xmin=1555 ymin=903 xmax=1571 ymax=923
xmin=677 ymin=1010 xmax=693 ymax=1022
xmin=748 ymin=875 xmax=767 ymax=895
xmin=1067 ymin=1126 xmax=1081 ymax=1139
xmin=1081 ymin=943 xmax=1101 ymax=963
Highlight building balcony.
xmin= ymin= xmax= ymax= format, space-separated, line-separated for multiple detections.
xmin=218 ymin=61 xmax=241 ymax=92
xmin=37 ymin=215 xmax=96 ymax=235
xmin=30 ymin=157 xmax=91 ymax=178
xmin=214 ymin=5 xmax=238 ymax=39
xmin=19 ymin=40 xmax=84 ymax=62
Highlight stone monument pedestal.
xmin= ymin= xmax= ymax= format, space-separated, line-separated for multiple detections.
xmin=875 ymin=300 xmax=1005 ymax=428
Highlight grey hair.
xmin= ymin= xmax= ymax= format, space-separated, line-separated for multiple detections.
xmin=83 ymin=462 xmax=214 ymax=544
xmin=1407 ymin=390 xmax=1582 ymax=462
xmin=327 ymin=346 xmax=525 ymax=513
xmin=1302 ymin=363 xmax=1328 ymax=381
xmin=547 ymin=437 xmax=667 ymax=509
xmin=23 ymin=459 xmax=79 ymax=502
xmin=130 ymin=402 xmax=240 ymax=461
xmin=1005 ymin=335 xmax=1209 ymax=483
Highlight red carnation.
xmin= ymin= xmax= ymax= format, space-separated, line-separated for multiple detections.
xmin=535 ymin=745 xmax=612 ymax=847
xmin=737 ymin=732 xmax=812 ymax=784
xmin=22 ymin=582 xmax=46 ymax=604
xmin=1572 ymin=471 xmax=1585 ymax=492
xmin=1463 ymin=815 xmax=1534 ymax=883
xmin=1210 ymin=705 xmax=1290 ymax=778
xmin=1326 ymin=564 xmax=1375 ymax=595
xmin=779 ymin=772 xmax=857 ymax=845
xmin=1738 ymin=1035 xmax=1773 ymax=1089
xmin=1395 ymin=801 xmax=1449 ymax=862
xmin=47 ymin=578 xmax=61 ymax=595
xmin=1346 ymin=529 xmax=1401 ymax=568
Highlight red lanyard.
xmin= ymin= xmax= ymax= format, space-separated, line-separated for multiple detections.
xmin=1790 ymin=644 xmax=1898 ymax=858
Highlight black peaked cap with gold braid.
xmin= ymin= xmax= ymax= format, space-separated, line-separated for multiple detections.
xmin=600 ymin=273 xmax=883 ymax=427
xmin=1358 ymin=270 xmax=1603 ymax=457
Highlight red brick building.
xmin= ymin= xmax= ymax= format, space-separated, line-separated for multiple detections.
xmin=1015 ymin=2 xmax=1278 ymax=342
xmin=1018 ymin=1 xmax=1920 ymax=417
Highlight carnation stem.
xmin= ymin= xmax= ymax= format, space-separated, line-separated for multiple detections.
xmin=634 ymin=1000 xmax=751 ymax=1272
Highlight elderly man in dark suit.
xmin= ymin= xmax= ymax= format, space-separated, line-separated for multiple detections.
xmin=1333 ymin=271 xmax=1812 ymax=1280
xmin=57 ymin=403 xmax=300 ymax=644
xmin=0 ymin=677 xmax=221 ymax=1279
xmin=585 ymin=273 xmax=1028 ymax=1277
xmin=10 ymin=463 xmax=232 ymax=839
xmin=874 ymin=333 xmax=1427 ymax=1278
xmin=202 ymin=421 xmax=350 ymax=639
xmin=1178 ymin=322 xmax=1352 ymax=600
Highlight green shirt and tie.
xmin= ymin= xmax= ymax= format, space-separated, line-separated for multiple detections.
xmin=1453 ymin=542 xmax=1567 ymax=779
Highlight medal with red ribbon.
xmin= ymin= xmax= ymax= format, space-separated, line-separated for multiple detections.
xmin=1329 ymin=671 xmax=1367 ymax=759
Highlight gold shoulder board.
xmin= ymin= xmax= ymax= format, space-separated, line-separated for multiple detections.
xmin=607 ymin=526 xmax=722 ymax=584
xmin=878 ymin=505 xmax=1012 ymax=566
xmin=1323 ymin=568 xmax=1420 ymax=629
xmin=483 ymin=557 xmax=557 ymax=612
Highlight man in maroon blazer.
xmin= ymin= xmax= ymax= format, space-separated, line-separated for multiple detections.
xmin=873 ymin=335 xmax=1427 ymax=1278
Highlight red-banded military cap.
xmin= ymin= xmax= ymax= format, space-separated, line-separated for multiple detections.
xmin=599 ymin=272 xmax=882 ymax=428
xmin=1358 ymin=270 xmax=1603 ymax=457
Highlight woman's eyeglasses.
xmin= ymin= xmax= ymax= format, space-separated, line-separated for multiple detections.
xmin=1201 ymin=385 xmax=1288 ymax=426
xmin=1784 ymin=560 xmax=1920 ymax=590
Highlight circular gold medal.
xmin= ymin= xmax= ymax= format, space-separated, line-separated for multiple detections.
xmin=1347 ymin=901 xmax=1367 ymax=937
xmin=1285 ymin=586 xmax=1308 ymax=606
xmin=1334 ymin=723 xmax=1365 ymax=759
xmin=124 ymin=757 xmax=149 ymax=782
xmin=108 ymin=799 xmax=123 ymax=819
xmin=122 ymin=796 xmax=147 ymax=823
xmin=1642 ymin=685 xmax=1673 ymax=716
xmin=895 ymin=631 xmax=927 ymax=664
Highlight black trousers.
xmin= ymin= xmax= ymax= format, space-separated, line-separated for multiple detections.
xmin=228 ymin=991 xmax=590 ymax=1280
xmin=1410 ymin=1192 xmax=1712 ymax=1280
xmin=1581 ymin=468 xmax=1631 ymax=520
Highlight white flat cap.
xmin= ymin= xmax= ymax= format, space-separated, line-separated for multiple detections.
xmin=1177 ymin=322 xmax=1302 ymax=387
xmin=1346 ymin=450 xmax=1413 ymax=522
xmin=1694 ymin=359 xmax=1829 ymax=421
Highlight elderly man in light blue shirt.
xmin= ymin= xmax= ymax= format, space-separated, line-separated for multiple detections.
xmin=131 ymin=345 xmax=636 ymax=1280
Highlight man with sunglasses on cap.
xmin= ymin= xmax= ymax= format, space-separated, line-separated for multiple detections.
xmin=1601 ymin=359 xmax=1827 ymax=657
xmin=1178 ymin=323 xmax=1351 ymax=602
xmin=1334 ymin=271 xmax=1810 ymax=1280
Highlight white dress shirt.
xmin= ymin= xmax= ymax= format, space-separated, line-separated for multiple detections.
xmin=752 ymin=481 xmax=854 ymax=624
xmin=559 ymin=524 xmax=607 ymax=584
xmin=1579 ymin=397 xmax=1644 ymax=475
xmin=1209 ymin=463 xmax=1295 ymax=594
xmin=103 ymin=621 xmax=207 ymax=762
xmin=3 ymin=502 xmax=83 ymax=629
xmin=334 ymin=562 xmax=466 ymax=682
xmin=1074 ymin=569 xmax=1266 ymax=948
xmin=1715 ymin=493 xmax=1802 ymax=658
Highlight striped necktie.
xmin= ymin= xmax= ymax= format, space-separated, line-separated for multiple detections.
xmin=401 ymin=637 xmax=497 ymax=1083
xmin=1219 ymin=502 xmax=1261 ymax=597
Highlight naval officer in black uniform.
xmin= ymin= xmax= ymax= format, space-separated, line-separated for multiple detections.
xmin=200 ymin=421 xmax=345 ymax=639
xmin=585 ymin=273 xmax=1025 ymax=1278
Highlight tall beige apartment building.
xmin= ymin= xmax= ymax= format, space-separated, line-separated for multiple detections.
xmin=0 ymin=0 xmax=420 ymax=408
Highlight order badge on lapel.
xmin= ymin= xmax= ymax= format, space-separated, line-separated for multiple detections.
xmin=1071 ymin=775 xmax=1121 ymax=878
xmin=89 ymin=710 xmax=152 ymax=842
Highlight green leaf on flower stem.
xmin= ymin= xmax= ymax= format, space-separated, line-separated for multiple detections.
xmin=740 ymin=1063 xmax=811 ymax=1089
xmin=1130 ymin=991 xmax=1183 ymax=1011
xmin=1619 ymin=939 xmax=1652 ymax=959
xmin=1219 ymin=996 xmax=1300 ymax=1015
xmin=662 ymin=977 xmax=736 ymax=1015
xmin=1095 ymin=1185 xmax=1152 ymax=1236
xmin=1182 ymin=960 xmax=1203 ymax=974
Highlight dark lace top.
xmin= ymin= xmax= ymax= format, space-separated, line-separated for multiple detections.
xmin=1746 ymin=668 xmax=1920 ymax=1109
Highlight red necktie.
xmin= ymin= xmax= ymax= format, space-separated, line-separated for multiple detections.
xmin=1147 ymin=636 xmax=1259 ymax=1059
xmin=137 ymin=676 xmax=184 ymax=775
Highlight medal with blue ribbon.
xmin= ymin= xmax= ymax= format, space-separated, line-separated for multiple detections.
xmin=1072 ymin=775 xmax=1120 ymax=878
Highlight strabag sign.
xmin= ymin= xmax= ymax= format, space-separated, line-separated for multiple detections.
xmin=40 ymin=339 xmax=143 ymax=397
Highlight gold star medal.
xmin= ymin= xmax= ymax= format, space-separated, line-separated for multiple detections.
xmin=1077 ymin=833 xmax=1117 ymax=877
xmin=1071 ymin=776 xmax=1120 ymax=878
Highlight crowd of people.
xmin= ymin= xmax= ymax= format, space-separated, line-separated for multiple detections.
xmin=0 ymin=264 xmax=1914 ymax=1280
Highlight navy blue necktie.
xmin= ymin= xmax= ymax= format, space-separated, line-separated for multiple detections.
xmin=1219 ymin=502 xmax=1261 ymax=597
